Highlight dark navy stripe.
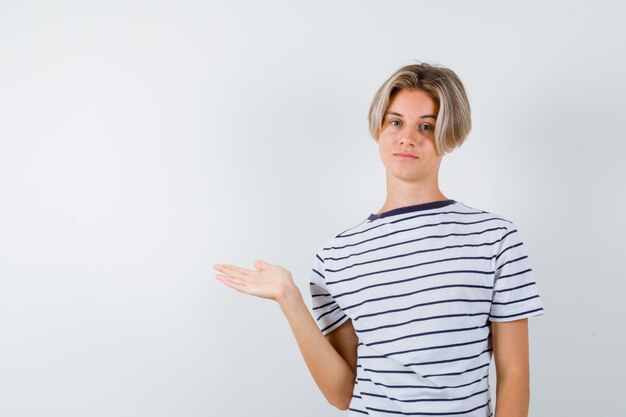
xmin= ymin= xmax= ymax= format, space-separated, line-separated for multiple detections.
xmin=361 ymin=367 xmax=414 ymax=374
xmin=358 ymin=312 xmax=490 ymax=333
xmin=326 ymin=257 xmax=493 ymax=285
xmin=353 ymin=297 xmax=492 ymax=319
xmin=491 ymin=294 xmax=540 ymax=306
xmin=312 ymin=300 xmax=336 ymax=310
xmin=336 ymin=274 xmax=492 ymax=300
xmin=364 ymin=323 xmax=490 ymax=347
xmin=308 ymin=283 xmax=331 ymax=297
xmin=320 ymin=314 xmax=348 ymax=334
xmin=338 ymin=207 xmax=487 ymax=239
xmin=364 ymin=401 xmax=489 ymax=415
xmin=495 ymin=241 xmax=522 ymax=262
xmin=339 ymin=208 xmax=480 ymax=239
xmin=316 ymin=305 xmax=340 ymax=321
xmin=360 ymin=336 xmax=490 ymax=357
xmin=329 ymin=240 xmax=500 ymax=274
xmin=497 ymin=268 xmax=532 ymax=281
xmin=343 ymin=280 xmax=492 ymax=310
xmin=311 ymin=268 xmax=324 ymax=280
xmin=329 ymin=252 xmax=494 ymax=287
xmin=331 ymin=219 xmax=369 ymax=240
xmin=360 ymin=387 xmax=489 ymax=403
xmin=404 ymin=348 xmax=492 ymax=367
xmin=366 ymin=200 xmax=457 ymax=221
xmin=496 ymin=281 xmax=535 ymax=293
xmin=328 ymin=218 xmax=505 ymax=252
xmin=494 ymin=230 xmax=519 ymax=260
xmin=327 ymin=227 xmax=507 ymax=264
xmin=310 ymin=292 xmax=331 ymax=298
xmin=331 ymin=256 xmax=494 ymax=289
xmin=489 ymin=307 xmax=544 ymax=320
xmin=423 ymin=362 xmax=490 ymax=378
xmin=356 ymin=374 xmax=488 ymax=390
xmin=495 ymin=255 xmax=527 ymax=272
xmin=349 ymin=408 xmax=369 ymax=415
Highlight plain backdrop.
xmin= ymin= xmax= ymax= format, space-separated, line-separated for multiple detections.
xmin=1 ymin=1 xmax=625 ymax=416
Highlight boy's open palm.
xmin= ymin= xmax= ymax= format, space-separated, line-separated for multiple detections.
xmin=213 ymin=260 xmax=295 ymax=302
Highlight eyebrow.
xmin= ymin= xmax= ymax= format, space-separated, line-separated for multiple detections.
xmin=384 ymin=111 xmax=437 ymax=120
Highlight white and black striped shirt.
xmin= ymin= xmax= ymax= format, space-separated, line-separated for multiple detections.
xmin=309 ymin=199 xmax=544 ymax=416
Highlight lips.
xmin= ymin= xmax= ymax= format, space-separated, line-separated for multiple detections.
xmin=394 ymin=153 xmax=418 ymax=159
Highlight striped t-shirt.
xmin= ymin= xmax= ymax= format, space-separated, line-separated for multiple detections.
xmin=309 ymin=199 xmax=544 ymax=416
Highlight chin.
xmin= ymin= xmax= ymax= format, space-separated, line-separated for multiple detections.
xmin=388 ymin=170 xmax=425 ymax=182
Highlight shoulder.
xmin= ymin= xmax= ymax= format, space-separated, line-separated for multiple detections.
xmin=452 ymin=201 xmax=530 ymax=254
xmin=454 ymin=200 xmax=511 ymax=221
xmin=314 ymin=217 xmax=371 ymax=256
xmin=455 ymin=200 xmax=518 ymax=229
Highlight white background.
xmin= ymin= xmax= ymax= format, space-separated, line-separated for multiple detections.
xmin=1 ymin=1 xmax=625 ymax=416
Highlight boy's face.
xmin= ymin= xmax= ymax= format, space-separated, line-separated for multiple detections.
xmin=378 ymin=88 xmax=443 ymax=184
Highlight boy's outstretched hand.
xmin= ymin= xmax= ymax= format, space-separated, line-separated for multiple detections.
xmin=212 ymin=260 xmax=298 ymax=304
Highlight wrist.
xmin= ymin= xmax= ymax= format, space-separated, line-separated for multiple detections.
xmin=276 ymin=282 xmax=303 ymax=311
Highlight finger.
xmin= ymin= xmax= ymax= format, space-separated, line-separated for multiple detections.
xmin=215 ymin=272 xmax=244 ymax=284
xmin=215 ymin=274 xmax=246 ymax=291
xmin=218 ymin=263 xmax=254 ymax=274
xmin=214 ymin=264 xmax=251 ymax=279
xmin=254 ymin=259 xmax=272 ymax=271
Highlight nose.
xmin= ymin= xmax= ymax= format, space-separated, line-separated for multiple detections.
xmin=399 ymin=126 xmax=419 ymax=146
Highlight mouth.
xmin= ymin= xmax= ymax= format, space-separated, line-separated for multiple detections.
xmin=394 ymin=153 xmax=418 ymax=160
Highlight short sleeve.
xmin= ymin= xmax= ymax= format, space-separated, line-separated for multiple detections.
xmin=489 ymin=223 xmax=545 ymax=322
xmin=309 ymin=246 xmax=349 ymax=335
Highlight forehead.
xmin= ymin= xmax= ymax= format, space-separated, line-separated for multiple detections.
xmin=386 ymin=88 xmax=438 ymax=116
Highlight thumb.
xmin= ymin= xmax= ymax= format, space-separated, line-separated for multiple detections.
xmin=254 ymin=259 xmax=271 ymax=270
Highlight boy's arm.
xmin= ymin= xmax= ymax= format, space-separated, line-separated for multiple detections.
xmin=214 ymin=260 xmax=357 ymax=409
xmin=325 ymin=318 xmax=358 ymax=377
xmin=278 ymin=287 xmax=357 ymax=410
xmin=491 ymin=318 xmax=530 ymax=417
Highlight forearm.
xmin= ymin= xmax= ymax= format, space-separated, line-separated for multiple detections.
xmin=278 ymin=286 xmax=355 ymax=409
xmin=494 ymin=372 xmax=529 ymax=417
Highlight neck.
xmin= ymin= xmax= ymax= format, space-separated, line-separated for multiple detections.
xmin=377 ymin=171 xmax=448 ymax=215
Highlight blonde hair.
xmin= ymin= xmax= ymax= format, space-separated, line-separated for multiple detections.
xmin=368 ymin=62 xmax=472 ymax=155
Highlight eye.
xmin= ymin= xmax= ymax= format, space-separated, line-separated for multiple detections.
xmin=420 ymin=124 xmax=433 ymax=131
xmin=389 ymin=119 xmax=402 ymax=127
